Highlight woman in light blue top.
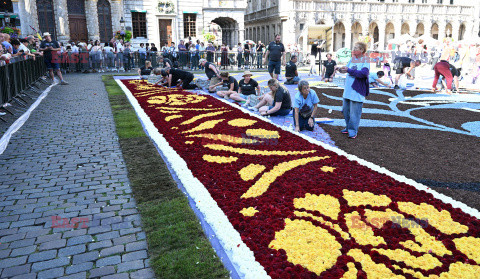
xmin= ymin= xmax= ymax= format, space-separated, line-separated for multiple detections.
xmin=293 ymin=80 xmax=319 ymax=132
xmin=336 ymin=42 xmax=370 ymax=139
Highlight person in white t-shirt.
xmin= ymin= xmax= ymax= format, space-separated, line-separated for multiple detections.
xmin=103 ymin=42 xmax=115 ymax=71
xmin=71 ymin=43 xmax=79 ymax=53
xmin=115 ymin=40 xmax=124 ymax=71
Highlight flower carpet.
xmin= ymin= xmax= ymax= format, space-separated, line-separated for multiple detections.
xmin=117 ymin=78 xmax=480 ymax=279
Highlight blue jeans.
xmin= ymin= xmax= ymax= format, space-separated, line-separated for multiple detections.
xmin=293 ymin=115 xmax=314 ymax=131
xmin=268 ymin=106 xmax=291 ymax=116
xmin=268 ymin=60 xmax=281 ymax=74
xmin=342 ymin=98 xmax=363 ymax=137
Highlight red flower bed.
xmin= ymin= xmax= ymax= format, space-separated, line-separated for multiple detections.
xmin=121 ymin=79 xmax=480 ymax=278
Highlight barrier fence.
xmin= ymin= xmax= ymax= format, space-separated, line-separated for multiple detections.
xmin=0 ymin=57 xmax=47 ymax=108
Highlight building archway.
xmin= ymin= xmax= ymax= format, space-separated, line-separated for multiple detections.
xmin=385 ymin=22 xmax=395 ymax=47
xmin=333 ymin=21 xmax=345 ymax=51
xmin=445 ymin=22 xmax=453 ymax=38
xmin=431 ymin=23 xmax=439 ymax=40
xmin=97 ymin=0 xmax=113 ymax=43
xmin=369 ymin=22 xmax=379 ymax=45
xmin=36 ymin=0 xmax=57 ymax=39
xmin=211 ymin=17 xmax=238 ymax=47
xmin=351 ymin=22 xmax=362 ymax=49
xmin=459 ymin=22 xmax=466 ymax=41
xmin=401 ymin=22 xmax=410 ymax=35
xmin=416 ymin=23 xmax=424 ymax=37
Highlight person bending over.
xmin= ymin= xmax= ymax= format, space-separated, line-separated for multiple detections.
xmin=393 ymin=56 xmax=421 ymax=89
xmin=259 ymin=79 xmax=292 ymax=117
xmin=432 ymin=60 xmax=453 ymax=95
xmin=214 ymin=72 xmax=239 ymax=99
xmin=369 ymin=71 xmax=391 ymax=88
xmin=293 ymin=80 xmax=319 ymax=132
xmin=200 ymin=58 xmax=222 ymax=93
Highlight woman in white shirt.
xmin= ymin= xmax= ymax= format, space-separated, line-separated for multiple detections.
xmin=103 ymin=42 xmax=115 ymax=71
xmin=115 ymin=40 xmax=125 ymax=71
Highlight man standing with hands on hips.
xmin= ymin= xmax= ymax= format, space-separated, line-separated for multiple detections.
xmin=264 ymin=34 xmax=285 ymax=81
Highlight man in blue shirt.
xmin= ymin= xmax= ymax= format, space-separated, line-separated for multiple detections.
xmin=369 ymin=71 xmax=391 ymax=88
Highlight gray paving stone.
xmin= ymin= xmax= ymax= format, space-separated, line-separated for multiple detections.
xmin=0 ymin=255 xmax=28 ymax=269
xmin=96 ymin=231 xmax=119 ymax=241
xmin=88 ymin=240 xmax=113 ymax=251
xmin=126 ymin=241 xmax=148 ymax=252
xmin=39 ymin=239 xmax=66 ymax=251
xmin=37 ymin=267 xmax=65 ymax=279
xmin=65 ymin=261 xmax=93 ymax=274
xmin=67 ymin=235 xmax=93 ymax=246
xmin=11 ymin=273 xmax=37 ymax=279
xmin=59 ymin=272 xmax=87 ymax=279
xmin=130 ymin=268 xmax=155 ymax=279
xmin=101 ymin=273 xmax=129 ymax=279
xmin=0 ymin=249 xmax=11 ymax=258
xmin=31 ymin=257 xmax=70 ymax=272
xmin=99 ymin=245 xmax=124 ymax=257
xmin=96 ymin=255 xmax=121 ymax=267
xmin=72 ymin=251 xmax=99 ymax=264
xmin=36 ymin=233 xmax=61 ymax=244
xmin=10 ymin=238 xmax=36 ymax=249
xmin=88 ymin=266 xmax=115 ymax=278
xmin=28 ymin=250 xmax=57 ymax=263
xmin=1 ymin=264 xmax=31 ymax=278
xmin=0 ymin=233 xmax=26 ymax=243
xmin=122 ymin=250 xmax=148 ymax=262
xmin=10 ymin=245 xmax=36 ymax=257
xmin=62 ymin=229 xmax=87 ymax=239
xmin=113 ymin=234 xmax=136 ymax=246
xmin=119 ymin=227 xmax=142 ymax=236
xmin=58 ymin=244 xmax=86 ymax=257
xmin=116 ymin=259 xmax=144 ymax=272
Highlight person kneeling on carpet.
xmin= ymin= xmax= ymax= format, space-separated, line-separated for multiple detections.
xmin=259 ymin=79 xmax=292 ymax=116
xmin=154 ymin=68 xmax=197 ymax=89
xmin=284 ymin=55 xmax=300 ymax=85
xmin=293 ymin=80 xmax=319 ymax=132
xmin=138 ymin=60 xmax=153 ymax=79
xmin=369 ymin=71 xmax=391 ymax=88
xmin=213 ymin=72 xmax=239 ymax=99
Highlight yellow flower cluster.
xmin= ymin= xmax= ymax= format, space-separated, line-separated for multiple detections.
xmin=228 ymin=118 xmax=257 ymax=127
xmin=238 ymin=164 xmax=265 ymax=181
xmin=185 ymin=141 xmax=194 ymax=144
xmin=165 ymin=115 xmax=183 ymax=122
xmin=343 ymin=189 xmax=392 ymax=207
xmin=182 ymin=119 xmax=225 ymax=134
xmin=293 ymin=193 xmax=340 ymax=220
xmin=147 ymin=94 xmax=206 ymax=106
xmin=241 ymin=156 xmax=329 ymax=198
xmin=453 ymin=237 xmax=480 ymax=264
xmin=320 ymin=166 xmax=335 ymax=173
xmin=397 ymin=202 xmax=468 ymax=235
xmin=245 ymin=129 xmax=280 ymax=139
xmin=269 ymin=219 xmax=342 ymax=275
xmin=293 ymin=211 xmax=350 ymax=240
xmin=202 ymin=154 xmax=238 ymax=163
xmin=239 ymin=207 xmax=259 ymax=217
xmin=181 ymin=111 xmax=227 ymax=125
xmin=341 ymin=262 xmax=358 ymax=279
xmin=348 ymin=249 xmax=404 ymax=279
xmin=373 ymin=248 xmax=441 ymax=270
xmin=204 ymin=144 xmax=316 ymax=156
xmin=187 ymin=133 xmax=258 ymax=145
xmin=345 ymin=212 xmax=386 ymax=246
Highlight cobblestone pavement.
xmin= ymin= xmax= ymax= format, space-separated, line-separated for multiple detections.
xmin=0 ymin=74 xmax=155 ymax=279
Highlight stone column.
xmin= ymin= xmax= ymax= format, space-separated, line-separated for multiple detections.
xmin=438 ymin=22 xmax=446 ymax=43
xmin=451 ymin=21 xmax=460 ymax=41
xmin=344 ymin=20 xmax=352 ymax=50
xmin=85 ymin=0 xmax=100 ymax=41
xmin=16 ymin=0 xmax=40 ymax=37
xmin=378 ymin=22 xmax=386 ymax=51
xmin=54 ymin=0 xmax=70 ymax=41
xmin=110 ymin=0 xmax=123 ymax=35
xmin=423 ymin=19 xmax=432 ymax=38
xmin=394 ymin=20 xmax=402 ymax=39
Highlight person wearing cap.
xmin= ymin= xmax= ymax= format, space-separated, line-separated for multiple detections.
xmin=39 ymin=32 xmax=68 ymax=85
xmin=230 ymin=71 xmax=260 ymax=103
xmin=200 ymin=58 xmax=222 ymax=93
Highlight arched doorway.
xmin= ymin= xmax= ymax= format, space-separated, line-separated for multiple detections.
xmin=68 ymin=0 xmax=88 ymax=42
xmin=431 ymin=23 xmax=439 ymax=40
xmin=459 ymin=23 xmax=466 ymax=41
xmin=385 ymin=22 xmax=395 ymax=48
xmin=351 ymin=22 xmax=362 ymax=49
xmin=97 ymin=0 xmax=113 ymax=43
xmin=333 ymin=21 xmax=345 ymax=51
xmin=401 ymin=22 xmax=410 ymax=35
xmin=369 ymin=22 xmax=379 ymax=45
xmin=211 ymin=17 xmax=239 ymax=47
xmin=416 ymin=23 xmax=424 ymax=37
xmin=36 ymin=0 xmax=57 ymax=39
xmin=445 ymin=23 xmax=453 ymax=38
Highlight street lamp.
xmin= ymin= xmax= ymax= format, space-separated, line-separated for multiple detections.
xmin=120 ymin=17 xmax=125 ymax=30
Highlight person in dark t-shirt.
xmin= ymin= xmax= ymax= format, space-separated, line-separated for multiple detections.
xmin=213 ymin=72 xmax=239 ymax=99
xmin=39 ymin=32 xmax=68 ymax=84
xmin=285 ymin=55 xmax=299 ymax=84
xmin=393 ymin=56 xmax=421 ymax=89
xmin=230 ymin=70 xmax=260 ymax=103
xmin=138 ymin=60 xmax=153 ymax=78
xmin=264 ymin=34 xmax=285 ymax=80
xmin=158 ymin=55 xmax=173 ymax=68
xmin=259 ymin=79 xmax=291 ymax=117
xmin=321 ymin=53 xmax=337 ymax=82
xmin=155 ymin=68 xmax=197 ymax=89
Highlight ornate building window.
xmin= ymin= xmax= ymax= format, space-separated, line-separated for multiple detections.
xmin=97 ymin=0 xmax=113 ymax=42
xmin=132 ymin=12 xmax=147 ymax=38
xmin=36 ymin=0 xmax=56 ymax=38
xmin=183 ymin=13 xmax=196 ymax=38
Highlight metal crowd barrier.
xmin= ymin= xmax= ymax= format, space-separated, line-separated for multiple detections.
xmin=0 ymin=56 xmax=47 ymax=110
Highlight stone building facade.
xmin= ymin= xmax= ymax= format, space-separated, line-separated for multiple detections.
xmin=245 ymin=0 xmax=480 ymax=52
xmin=124 ymin=0 xmax=246 ymax=47
xmin=14 ymin=0 xmax=123 ymax=42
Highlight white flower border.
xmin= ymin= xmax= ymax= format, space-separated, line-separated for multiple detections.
xmin=115 ymin=79 xmax=480 ymax=278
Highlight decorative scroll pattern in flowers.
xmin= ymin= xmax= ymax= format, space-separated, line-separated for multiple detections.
xmin=123 ymin=79 xmax=480 ymax=279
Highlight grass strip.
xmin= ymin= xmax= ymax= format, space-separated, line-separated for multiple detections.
xmin=102 ymin=75 xmax=229 ymax=279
